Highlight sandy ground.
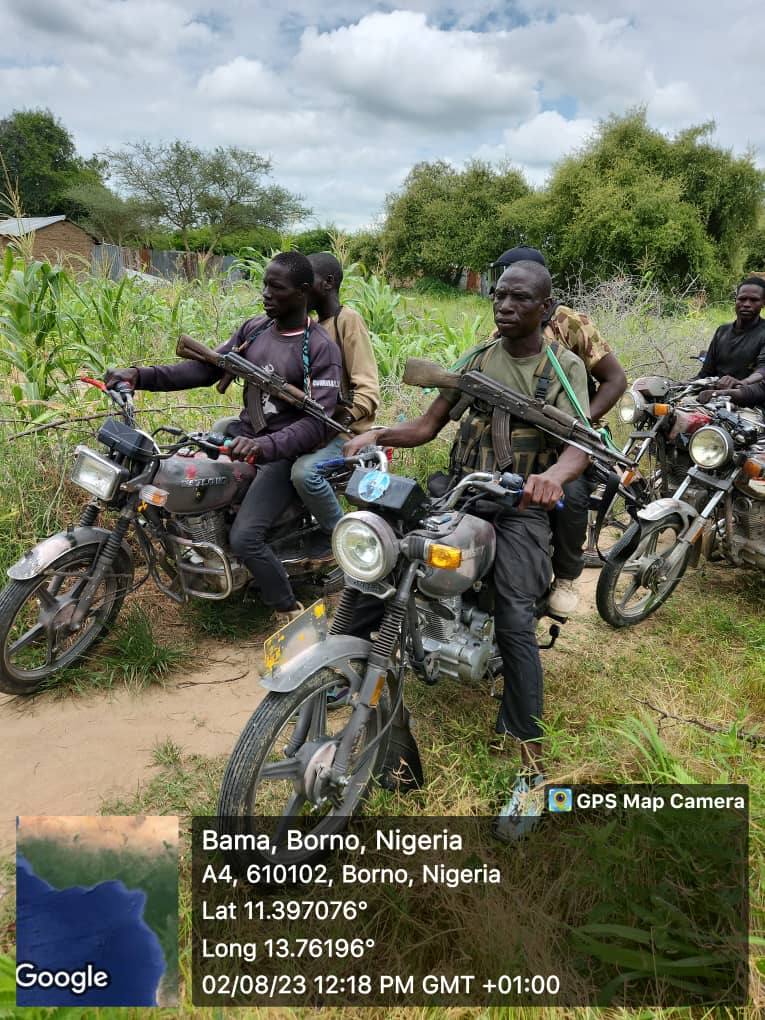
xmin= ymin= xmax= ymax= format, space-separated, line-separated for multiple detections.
xmin=0 ymin=639 xmax=267 ymax=852
xmin=0 ymin=574 xmax=602 ymax=854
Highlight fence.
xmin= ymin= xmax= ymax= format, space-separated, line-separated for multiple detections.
xmin=92 ymin=243 xmax=243 ymax=283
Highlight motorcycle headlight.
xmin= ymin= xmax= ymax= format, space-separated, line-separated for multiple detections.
xmin=618 ymin=390 xmax=646 ymax=424
xmin=688 ymin=426 xmax=733 ymax=469
xmin=71 ymin=446 xmax=124 ymax=500
xmin=332 ymin=511 xmax=399 ymax=582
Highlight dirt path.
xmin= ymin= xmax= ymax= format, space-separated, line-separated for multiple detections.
xmin=0 ymin=640 xmax=267 ymax=851
xmin=0 ymin=575 xmax=603 ymax=852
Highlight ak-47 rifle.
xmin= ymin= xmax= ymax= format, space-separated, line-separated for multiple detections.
xmin=176 ymin=334 xmax=352 ymax=437
xmin=402 ymin=357 xmax=637 ymax=472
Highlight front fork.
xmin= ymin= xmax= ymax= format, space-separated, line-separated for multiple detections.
xmin=329 ymin=561 xmax=420 ymax=782
xmin=69 ymin=504 xmax=134 ymax=628
xmin=657 ymin=468 xmax=738 ymax=575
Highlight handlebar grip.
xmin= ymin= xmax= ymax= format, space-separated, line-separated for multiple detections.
xmin=222 ymin=438 xmax=256 ymax=466
xmin=316 ymin=457 xmax=347 ymax=470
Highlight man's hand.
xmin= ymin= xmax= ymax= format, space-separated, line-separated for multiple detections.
xmin=227 ymin=436 xmax=261 ymax=463
xmin=104 ymin=367 xmax=139 ymax=389
xmin=715 ymin=375 xmax=743 ymax=390
xmin=344 ymin=431 xmax=377 ymax=457
xmin=519 ymin=471 xmax=565 ymax=511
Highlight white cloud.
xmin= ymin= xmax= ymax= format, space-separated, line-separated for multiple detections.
xmin=197 ymin=58 xmax=285 ymax=107
xmin=0 ymin=1 xmax=762 ymax=230
xmin=499 ymin=111 xmax=596 ymax=166
xmin=295 ymin=11 xmax=538 ymax=125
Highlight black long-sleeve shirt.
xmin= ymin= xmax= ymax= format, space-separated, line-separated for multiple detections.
xmin=697 ymin=317 xmax=765 ymax=380
xmin=136 ymin=316 xmax=342 ymax=462
xmin=731 ymin=378 xmax=765 ymax=408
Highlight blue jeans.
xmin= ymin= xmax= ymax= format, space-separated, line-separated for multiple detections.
xmin=290 ymin=435 xmax=346 ymax=533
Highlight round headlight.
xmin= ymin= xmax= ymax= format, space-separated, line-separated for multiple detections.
xmin=332 ymin=511 xmax=399 ymax=582
xmin=688 ymin=426 xmax=733 ymax=469
xmin=618 ymin=390 xmax=645 ymax=424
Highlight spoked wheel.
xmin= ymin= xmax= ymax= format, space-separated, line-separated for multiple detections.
xmin=218 ymin=651 xmax=391 ymax=867
xmin=596 ymin=514 xmax=690 ymax=628
xmin=0 ymin=544 xmax=134 ymax=695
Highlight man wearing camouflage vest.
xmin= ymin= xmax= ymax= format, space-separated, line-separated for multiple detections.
xmin=345 ymin=261 xmax=591 ymax=840
xmin=487 ymin=247 xmax=627 ymax=615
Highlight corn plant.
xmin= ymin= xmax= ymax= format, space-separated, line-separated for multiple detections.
xmin=0 ymin=250 xmax=76 ymax=418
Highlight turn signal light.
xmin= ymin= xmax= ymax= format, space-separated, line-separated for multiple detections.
xmin=622 ymin=469 xmax=636 ymax=485
xmin=139 ymin=484 xmax=169 ymax=506
xmin=426 ymin=543 xmax=462 ymax=569
xmin=652 ymin=403 xmax=669 ymax=416
xmin=742 ymin=459 xmax=764 ymax=479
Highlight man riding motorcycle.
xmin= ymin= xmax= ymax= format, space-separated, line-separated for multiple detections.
xmin=105 ymin=251 xmax=341 ymax=624
xmin=345 ymin=260 xmax=591 ymax=840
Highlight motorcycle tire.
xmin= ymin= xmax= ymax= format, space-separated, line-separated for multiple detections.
xmin=218 ymin=652 xmax=391 ymax=868
xmin=596 ymin=513 xmax=690 ymax=628
xmin=0 ymin=543 xmax=134 ymax=695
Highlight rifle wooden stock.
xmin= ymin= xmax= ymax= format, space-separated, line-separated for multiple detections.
xmin=176 ymin=334 xmax=234 ymax=394
xmin=402 ymin=357 xmax=460 ymax=390
xmin=175 ymin=333 xmax=351 ymax=437
xmin=404 ymin=353 xmax=636 ymax=470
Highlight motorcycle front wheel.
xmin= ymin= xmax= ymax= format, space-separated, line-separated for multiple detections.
xmin=218 ymin=650 xmax=391 ymax=867
xmin=596 ymin=514 xmax=690 ymax=628
xmin=0 ymin=544 xmax=134 ymax=695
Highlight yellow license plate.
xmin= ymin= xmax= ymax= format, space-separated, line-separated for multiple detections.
xmin=264 ymin=599 xmax=328 ymax=671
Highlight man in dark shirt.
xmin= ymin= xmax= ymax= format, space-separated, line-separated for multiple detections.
xmin=697 ymin=276 xmax=765 ymax=388
xmin=105 ymin=251 xmax=342 ymax=621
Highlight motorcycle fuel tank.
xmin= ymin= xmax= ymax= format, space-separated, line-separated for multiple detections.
xmin=153 ymin=454 xmax=255 ymax=514
xmin=417 ymin=512 xmax=496 ymax=597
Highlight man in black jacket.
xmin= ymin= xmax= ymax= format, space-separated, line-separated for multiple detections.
xmin=105 ymin=251 xmax=342 ymax=622
xmin=697 ymin=276 xmax=765 ymax=389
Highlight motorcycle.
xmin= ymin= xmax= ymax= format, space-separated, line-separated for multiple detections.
xmin=0 ymin=379 xmax=383 ymax=695
xmin=217 ymin=456 xmax=570 ymax=865
xmin=583 ymin=374 xmax=719 ymax=567
xmin=596 ymin=396 xmax=765 ymax=627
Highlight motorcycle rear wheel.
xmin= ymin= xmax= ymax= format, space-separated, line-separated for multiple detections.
xmin=596 ymin=514 xmax=690 ymax=628
xmin=218 ymin=652 xmax=391 ymax=868
xmin=0 ymin=544 xmax=134 ymax=695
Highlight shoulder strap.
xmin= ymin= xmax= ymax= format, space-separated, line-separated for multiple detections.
xmin=236 ymin=317 xmax=274 ymax=355
xmin=450 ymin=337 xmax=500 ymax=373
xmin=534 ymin=340 xmax=559 ymax=401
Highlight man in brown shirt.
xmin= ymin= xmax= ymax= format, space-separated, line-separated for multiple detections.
xmin=291 ymin=252 xmax=380 ymax=560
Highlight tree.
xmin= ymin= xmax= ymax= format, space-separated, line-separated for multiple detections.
xmin=498 ymin=110 xmax=765 ymax=295
xmin=382 ymin=160 xmax=529 ymax=282
xmin=63 ymin=183 xmax=156 ymax=246
xmin=102 ymin=140 xmax=308 ymax=255
xmin=0 ymin=108 xmax=104 ymax=217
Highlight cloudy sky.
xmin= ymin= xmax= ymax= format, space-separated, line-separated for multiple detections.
xmin=1 ymin=0 xmax=763 ymax=230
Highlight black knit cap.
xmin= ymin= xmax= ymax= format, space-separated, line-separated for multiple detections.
xmin=491 ymin=245 xmax=547 ymax=268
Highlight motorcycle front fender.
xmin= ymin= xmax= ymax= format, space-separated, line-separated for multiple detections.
xmin=7 ymin=527 xmax=134 ymax=581
xmin=636 ymin=497 xmax=699 ymax=531
xmin=260 ymin=635 xmax=372 ymax=694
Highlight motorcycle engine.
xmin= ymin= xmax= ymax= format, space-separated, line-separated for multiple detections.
xmin=175 ymin=512 xmax=227 ymax=546
xmin=416 ymin=594 xmax=496 ymax=682
xmin=170 ymin=511 xmax=249 ymax=595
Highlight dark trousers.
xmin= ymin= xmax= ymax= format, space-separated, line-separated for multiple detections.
xmin=228 ymin=459 xmax=298 ymax=610
xmin=550 ymin=464 xmax=599 ymax=581
xmin=338 ymin=507 xmax=552 ymax=745
xmin=492 ymin=507 xmax=552 ymax=742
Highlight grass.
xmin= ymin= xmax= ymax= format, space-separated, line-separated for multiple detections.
xmin=39 ymin=605 xmax=191 ymax=698
xmin=0 ymin=259 xmax=762 ymax=1017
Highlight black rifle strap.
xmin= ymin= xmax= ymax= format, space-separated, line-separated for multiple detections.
xmin=534 ymin=340 xmax=560 ymax=401
xmin=592 ymin=468 xmax=622 ymax=561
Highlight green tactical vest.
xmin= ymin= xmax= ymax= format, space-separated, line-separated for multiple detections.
xmin=448 ymin=340 xmax=562 ymax=480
